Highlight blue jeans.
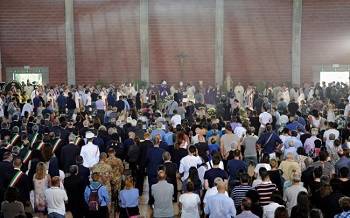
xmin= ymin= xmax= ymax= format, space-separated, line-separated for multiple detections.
xmin=48 ymin=212 xmax=65 ymax=218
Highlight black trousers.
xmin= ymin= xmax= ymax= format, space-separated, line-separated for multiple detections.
xmin=136 ymin=167 xmax=146 ymax=196
xmin=86 ymin=206 xmax=108 ymax=218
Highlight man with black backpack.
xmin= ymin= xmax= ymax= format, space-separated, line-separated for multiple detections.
xmin=84 ymin=172 xmax=110 ymax=218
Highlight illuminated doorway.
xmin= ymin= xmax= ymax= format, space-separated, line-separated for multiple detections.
xmin=320 ymin=71 xmax=349 ymax=85
xmin=13 ymin=73 xmax=43 ymax=85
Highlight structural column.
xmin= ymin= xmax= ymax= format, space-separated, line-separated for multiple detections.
xmin=215 ymin=0 xmax=224 ymax=86
xmin=292 ymin=0 xmax=302 ymax=87
xmin=65 ymin=0 xmax=76 ymax=85
xmin=140 ymin=0 xmax=150 ymax=83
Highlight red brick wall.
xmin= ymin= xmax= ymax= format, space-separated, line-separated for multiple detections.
xmin=74 ymin=0 xmax=140 ymax=85
xmin=0 ymin=0 xmax=66 ymax=84
xmin=149 ymin=0 xmax=215 ymax=86
xmin=2 ymin=0 xmax=350 ymax=85
xmin=224 ymin=0 xmax=293 ymax=85
xmin=301 ymin=0 xmax=350 ymax=83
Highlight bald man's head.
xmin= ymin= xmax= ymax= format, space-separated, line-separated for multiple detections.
xmin=216 ymin=181 xmax=226 ymax=193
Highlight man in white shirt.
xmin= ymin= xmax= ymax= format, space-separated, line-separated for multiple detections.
xmin=21 ymin=99 xmax=33 ymax=117
xmin=80 ymin=132 xmax=100 ymax=168
xmin=263 ymin=192 xmax=285 ymax=218
xmin=179 ymin=145 xmax=202 ymax=181
xmin=323 ymin=122 xmax=340 ymax=141
xmin=81 ymin=90 xmax=92 ymax=113
xmin=45 ymin=176 xmax=68 ymax=218
xmin=259 ymin=106 xmax=272 ymax=136
xmin=170 ymin=110 xmax=181 ymax=128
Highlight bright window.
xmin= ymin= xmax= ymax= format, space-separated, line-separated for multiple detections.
xmin=320 ymin=71 xmax=349 ymax=85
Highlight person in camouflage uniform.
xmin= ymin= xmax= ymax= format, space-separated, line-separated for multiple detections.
xmin=91 ymin=152 xmax=113 ymax=207
xmin=105 ymin=147 xmax=124 ymax=209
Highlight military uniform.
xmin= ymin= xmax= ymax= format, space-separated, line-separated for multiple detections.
xmin=91 ymin=161 xmax=113 ymax=203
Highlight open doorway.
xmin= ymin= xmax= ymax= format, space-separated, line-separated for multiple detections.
xmin=320 ymin=71 xmax=349 ymax=85
xmin=13 ymin=73 xmax=43 ymax=85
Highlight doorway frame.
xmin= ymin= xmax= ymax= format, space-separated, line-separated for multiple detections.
xmin=5 ymin=67 xmax=49 ymax=85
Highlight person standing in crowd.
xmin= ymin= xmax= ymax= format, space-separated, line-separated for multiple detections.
xmin=45 ymin=176 xmax=68 ymax=218
xmin=95 ymin=96 xmax=106 ymax=124
xmin=60 ymin=133 xmax=80 ymax=172
xmin=56 ymin=91 xmax=67 ymax=115
xmin=283 ymin=173 xmax=307 ymax=214
xmin=255 ymin=167 xmax=278 ymax=206
xmin=237 ymin=198 xmax=260 ymax=218
xmin=145 ymin=135 xmax=165 ymax=205
xmin=263 ymin=191 xmax=285 ymax=218
xmin=259 ymin=106 xmax=273 ymax=136
xmin=33 ymin=162 xmax=50 ymax=215
xmin=231 ymin=173 xmax=252 ymax=212
xmin=204 ymin=180 xmax=236 ymax=218
xmin=64 ymin=165 xmax=86 ymax=218
xmin=242 ymin=127 xmax=259 ymax=164
xmin=1 ymin=187 xmax=25 ymax=218
xmin=84 ymin=172 xmax=110 ymax=218
xmin=0 ymin=151 xmax=14 ymax=201
xmin=335 ymin=197 xmax=350 ymax=218
xmin=119 ymin=175 xmax=140 ymax=218
xmin=151 ymin=166 xmax=174 ymax=218
xmin=163 ymin=151 xmax=178 ymax=202
xmin=256 ymin=124 xmax=283 ymax=159
xmin=179 ymin=145 xmax=202 ymax=182
xmin=105 ymin=147 xmax=124 ymax=209
xmin=80 ymin=131 xmax=100 ymax=168
xmin=290 ymin=191 xmax=310 ymax=218
xmin=179 ymin=181 xmax=201 ymax=218
xmin=204 ymin=153 xmax=228 ymax=189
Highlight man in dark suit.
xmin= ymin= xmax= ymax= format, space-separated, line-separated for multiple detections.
xmin=60 ymin=133 xmax=81 ymax=173
xmin=136 ymin=133 xmax=154 ymax=195
xmin=64 ymin=165 xmax=86 ymax=218
xmin=163 ymin=151 xmax=178 ymax=202
xmin=11 ymin=157 xmax=31 ymax=205
xmin=0 ymin=151 xmax=14 ymax=201
xmin=115 ymin=96 xmax=125 ymax=113
xmin=76 ymin=156 xmax=90 ymax=187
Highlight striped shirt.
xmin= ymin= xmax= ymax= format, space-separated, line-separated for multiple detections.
xmin=255 ymin=181 xmax=277 ymax=206
xmin=231 ymin=184 xmax=252 ymax=208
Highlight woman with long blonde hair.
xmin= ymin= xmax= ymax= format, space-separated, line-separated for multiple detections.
xmin=33 ymin=162 xmax=51 ymax=215
xmin=119 ymin=175 xmax=140 ymax=218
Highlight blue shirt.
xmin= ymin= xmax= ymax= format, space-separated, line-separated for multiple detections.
xmin=208 ymin=143 xmax=220 ymax=153
xmin=119 ymin=188 xmax=139 ymax=208
xmin=146 ymin=147 xmax=165 ymax=177
xmin=257 ymin=132 xmax=282 ymax=154
xmin=84 ymin=182 xmax=110 ymax=206
xmin=335 ymin=211 xmax=350 ymax=218
xmin=335 ymin=156 xmax=350 ymax=175
xmin=204 ymin=193 xmax=236 ymax=218
xmin=206 ymin=129 xmax=222 ymax=140
xmin=286 ymin=121 xmax=305 ymax=132
xmin=163 ymin=132 xmax=174 ymax=146
xmin=227 ymin=159 xmax=247 ymax=181
xmin=33 ymin=96 xmax=41 ymax=108
xmin=122 ymin=99 xmax=130 ymax=110
xmin=283 ymin=137 xmax=303 ymax=149
xmin=151 ymin=129 xmax=166 ymax=141
xmin=56 ymin=95 xmax=67 ymax=108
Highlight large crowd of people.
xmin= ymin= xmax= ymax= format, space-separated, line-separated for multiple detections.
xmin=1 ymin=79 xmax=350 ymax=218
